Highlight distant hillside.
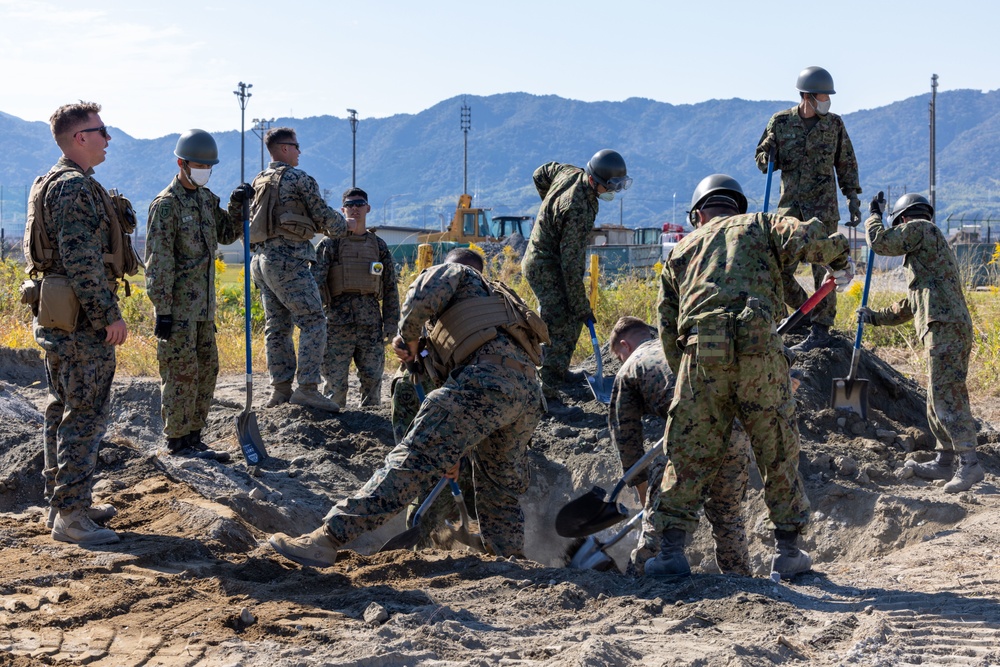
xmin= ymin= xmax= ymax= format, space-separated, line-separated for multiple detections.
xmin=2 ymin=90 xmax=998 ymax=240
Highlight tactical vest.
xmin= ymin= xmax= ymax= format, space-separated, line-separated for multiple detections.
xmin=249 ymin=166 xmax=319 ymax=243
xmin=425 ymin=277 xmax=550 ymax=379
xmin=327 ymin=233 xmax=383 ymax=298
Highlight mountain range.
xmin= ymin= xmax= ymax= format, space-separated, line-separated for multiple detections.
xmin=2 ymin=89 xmax=998 ymax=240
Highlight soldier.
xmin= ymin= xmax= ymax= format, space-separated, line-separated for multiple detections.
xmin=523 ymin=149 xmax=631 ymax=395
xmin=860 ymin=193 xmax=983 ymax=493
xmin=145 ymin=129 xmax=247 ymax=462
xmin=647 ymin=174 xmax=852 ymax=579
xmin=32 ymin=102 xmax=127 ymax=545
xmin=249 ymin=127 xmax=354 ymax=412
xmin=268 ymin=248 xmax=546 ymax=565
xmin=608 ymin=316 xmax=751 ymax=576
xmin=755 ymin=66 xmax=862 ymax=352
xmin=313 ymin=187 xmax=399 ymax=407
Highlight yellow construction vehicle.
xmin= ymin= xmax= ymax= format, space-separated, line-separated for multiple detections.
xmin=418 ymin=194 xmax=494 ymax=244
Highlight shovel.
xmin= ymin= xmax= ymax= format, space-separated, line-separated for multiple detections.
xmin=776 ymin=275 xmax=837 ymax=336
xmin=831 ymin=243 xmax=876 ymax=419
xmin=378 ymin=475 xmax=450 ymax=552
xmin=444 ymin=479 xmax=486 ymax=553
xmin=555 ymin=438 xmax=663 ymax=538
xmin=763 ymin=145 xmax=776 ymax=213
xmin=585 ymin=320 xmax=613 ymax=404
xmin=568 ymin=510 xmax=644 ymax=571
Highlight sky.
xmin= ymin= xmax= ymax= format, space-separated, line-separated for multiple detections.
xmin=2 ymin=0 xmax=997 ymax=140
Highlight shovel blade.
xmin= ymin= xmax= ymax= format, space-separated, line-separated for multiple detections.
xmin=377 ymin=526 xmax=421 ymax=553
xmin=555 ymin=485 xmax=629 ymax=538
xmin=235 ymin=410 xmax=268 ymax=464
xmin=830 ymin=377 xmax=869 ymax=420
xmin=568 ymin=535 xmax=615 ymax=571
xmin=585 ymin=375 xmax=613 ymax=405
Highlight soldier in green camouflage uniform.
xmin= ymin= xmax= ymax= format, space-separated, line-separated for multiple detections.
xmin=145 ymin=129 xmax=245 ymax=461
xmin=860 ymin=193 xmax=983 ymax=493
xmin=608 ymin=317 xmax=751 ymax=576
xmin=523 ymin=150 xmax=631 ymax=393
xmin=269 ymin=249 xmax=546 ymax=566
xmin=755 ymin=66 xmax=862 ymax=352
xmin=647 ymin=174 xmax=852 ymax=579
xmin=313 ymin=188 xmax=399 ymax=407
xmin=250 ymin=127 xmax=352 ymax=411
xmin=33 ymin=102 xmax=127 ymax=545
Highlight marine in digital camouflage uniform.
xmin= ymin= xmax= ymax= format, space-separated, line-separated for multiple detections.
xmin=33 ymin=102 xmax=128 ymax=545
xmin=249 ymin=127 xmax=351 ymax=411
xmin=145 ymin=129 xmax=244 ymax=458
xmin=648 ymin=174 xmax=851 ymax=579
xmin=607 ymin=318 xmax=750 ymax=576
xmin=313 ymin=187 xmax=399 ymax=407
xmin=755 ymin=66 xmax=861 ymax=352
xmin=522 ymin=150 xmax=630 ymax=392
xmin=269 ymin=249 xmax=546 ymax=566
xmin=861 ymin=193 xmax=982 ymax=493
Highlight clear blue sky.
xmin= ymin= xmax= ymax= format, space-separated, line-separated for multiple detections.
xmin=2 ymin=0 xmax=996 ymax=139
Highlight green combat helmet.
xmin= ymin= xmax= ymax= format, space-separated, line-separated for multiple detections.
xmin=174 ymin=129 xmax=220 ymax=165
xmin=796 ymin=66 xmax=836 ymax=95
xmin=889 ymin=193 xmax=933 ymax=224
xmin=585 ymin=149 xmax=632 ymax=192
xmin=689 ymin=174 xmax=748 ymax=216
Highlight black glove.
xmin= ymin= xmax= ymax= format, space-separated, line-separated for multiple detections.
xmin=856 ymin=307 xmax=876 ymax=325
xmin=229 ymin=183 xmax=252 ymax=205
xmin=582 ymin=310 xmax=597 ymax=326
xmin=154 ymin=314 xmax=173 ymax=340
xmin=868 ymin=191 xmax=886 ymax=217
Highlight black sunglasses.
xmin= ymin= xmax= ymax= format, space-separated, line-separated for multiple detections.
xmin=277 ymin=142 xmax=300 ymax=149
xmin=76 ymin=125 xmax=109 ymax=139
xmin=343 ymin=199 xmax=368 ymax=208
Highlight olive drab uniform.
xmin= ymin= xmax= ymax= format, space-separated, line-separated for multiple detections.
xmin=522 ymin=162 xmax=599 ymax=387
xmin=248 ymin=161 xmax=350 ymax=393
xmin=865 ymin=213 xmax=977 ymax=453
xmin=319 ymin=263 xmax=545 ymax=557
xmin=610 ymin=338 xmax=751 ymax=575
xmin=29 ymin=157 xmax=127 ymax=514
xmin=755 ymin=108 xmax=860 ymax=328
xmin=144 ymin=176 xmax=243 ymax=441
xmin=653 ymin=211 xmax=849 ymax=537
xmin=313 ymin=231 xmax=399 ymax=407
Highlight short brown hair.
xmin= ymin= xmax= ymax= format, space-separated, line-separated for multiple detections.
xmin=609 ymin=316 xmax=652 ymax=351
xmin=342 ymin=187 xmax=369 ymax=203
xmin=50 ymin=101 xmax=101 ymax=141
xmin=264 ymin=127 xmax=297 ymax=152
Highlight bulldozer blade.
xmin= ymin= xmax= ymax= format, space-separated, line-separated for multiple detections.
xmin=830 ymin=377 xmax=869 ymax=420
xmin=235 ymin=409 xmax=268 ymax=465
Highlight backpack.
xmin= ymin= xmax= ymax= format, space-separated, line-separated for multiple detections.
xmin=248 ymin=166 xmax=287 ymax=243
xmin=489 ymin=279 xmax=550 ymax=366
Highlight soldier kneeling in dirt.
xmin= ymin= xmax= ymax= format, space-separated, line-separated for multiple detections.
xmin=269 ymin=248 xmax=547 ymax=565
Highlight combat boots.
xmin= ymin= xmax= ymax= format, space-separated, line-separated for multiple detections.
xmin=290 ymin=384 xmax=341 ymax=412
xmin=790 ymin=323 xmax=831 ymax=353
xmin=269 ymin=525 xmax=339 ymax=567
xmin=265 ymin=381 xmax=293 ymax=408
xmin=943 ymin=451 xmax=985 ymax=494
xmin=910 ymin=450 xmax=955 ymax=480
xmin=46 ymin=504 xmax=117 ymax=530
xmin=644 ymin=528 xmax=691 ymax=578
xmin=52 ymin=508 xmax=120 ymax=545
xmin=771 ymin=529 xmax=812 ymax=578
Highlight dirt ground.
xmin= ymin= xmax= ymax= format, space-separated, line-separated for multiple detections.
xmin=2 ymin=332 xmax=1000 ymax=667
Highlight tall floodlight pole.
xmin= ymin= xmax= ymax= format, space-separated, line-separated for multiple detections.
xmin=461 ymin=99 xmax=471 ymax=195
xmin=252 ymin=117 xmax=274 ymax=172
xmin=930 ymin=74 xmax=938 ymax=218
xmin=347 ymin=109 xmax=359 ymax=187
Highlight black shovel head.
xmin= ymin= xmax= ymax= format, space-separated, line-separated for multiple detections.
xmin=830 ymin=377 xmax=870 ymax=420
xmin=235 ymin=410 xmax=268 ymax=465
xmin=377 ymin=525 xmax=421 ymax=553
xmin=586 ymin=374 xmax=613 ymax=405
xmin=555 ymin=485 xmax=629 ymax=538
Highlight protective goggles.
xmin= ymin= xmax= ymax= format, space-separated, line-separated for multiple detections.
xmin=601 ymin=175 xmax=633 ymax=193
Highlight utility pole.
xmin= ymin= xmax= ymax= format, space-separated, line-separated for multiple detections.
xmin=930 ymin=74 xmax=938 ymax=219
xmin=347 ymin=109 xmax=359 ymax=187
xmin=461 ymin=99 xmax=471 ymax=195
xmin=251 ymin=117 xmax=274 ymax=172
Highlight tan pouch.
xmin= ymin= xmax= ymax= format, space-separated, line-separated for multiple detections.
xmin=696 ymin=313 xmax=734 ymax=366
xmin=38 ymin=275 xmax=81 ymax=332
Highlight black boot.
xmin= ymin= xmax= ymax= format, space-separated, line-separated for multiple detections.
xmin=771 ymin=529 xmax=812 ymax=578
xmin=790 ymin=324 xmax=831 ymax=353
xmin=644 ymin=528 xmax=691 ymax=578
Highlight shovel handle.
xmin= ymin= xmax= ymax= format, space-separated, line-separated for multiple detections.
xmin=608 ymin=438 xmax=664 ymax=504
xmin=587 ymin=320 xmax=605 ymax=382
xmin=776 ymin=275 xmax=836 ymax=335
xmin=763 ymin=146 xmax=776 ymax=214
xmin=411 ymin=476 xmax=450 ymax=528
xmin=601 ymin=511 xmax=645 ymax=551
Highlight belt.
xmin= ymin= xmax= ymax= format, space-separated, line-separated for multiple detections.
xmin=471 ymin=354 xmax=537 ymax=379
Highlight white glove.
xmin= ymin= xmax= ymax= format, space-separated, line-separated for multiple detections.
xmin=828 ymin=258 xmax=855 ymax=292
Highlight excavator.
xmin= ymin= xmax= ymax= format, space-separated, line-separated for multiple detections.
xmin=417 ymin=194 xmax=533 ymax=243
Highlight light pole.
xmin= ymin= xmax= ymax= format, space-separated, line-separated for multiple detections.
xmin=672 ymin=193 xmax=676 ymax=226
xmin=347 ymin=109 xmax=359 ymax=187
xmin=382 ymin=193 xmax=411 ymax=225
xmin=251 ymin=117 xmax=274 ymax=172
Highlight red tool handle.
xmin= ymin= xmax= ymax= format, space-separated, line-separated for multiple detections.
xmin=776 ymin=275 xmax=837 ymax=335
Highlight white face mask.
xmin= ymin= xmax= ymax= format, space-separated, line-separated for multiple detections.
xmin=814 ymin=98 xmax=832 ymax=116
xmin=188 ymin=167 xmax=212 ymax=187
xmin=598 ymin=191 xmax=615 ymax=202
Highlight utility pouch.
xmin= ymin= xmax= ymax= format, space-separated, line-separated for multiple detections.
xmin=734 ymin=296 xmax=774 ymax=356
xmin=695 ymin=313 xmax=734 ymax=366
xmin=19 ymin=279 xmax=41 ymax=308
xmin=38 ymin=275 xmax=80 ymax=332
